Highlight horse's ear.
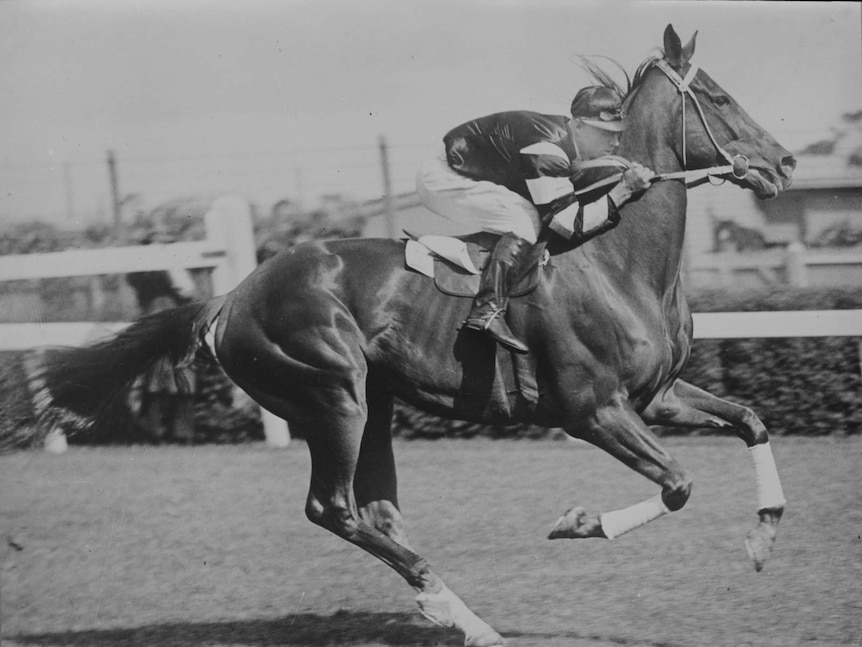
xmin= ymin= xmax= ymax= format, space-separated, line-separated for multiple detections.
xmin=682 ymin=31 xmax=698 ymax=63
xmin=663 ymin=24 xmax=683 ymax=65
xmin=664 ymin=24 xmax=697 ymax=67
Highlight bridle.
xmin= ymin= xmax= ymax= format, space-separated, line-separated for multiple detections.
xmin=566 ymin=58 xmax=751 ymax=198
xmin=651 ymin=58 xmax=749 ymax=184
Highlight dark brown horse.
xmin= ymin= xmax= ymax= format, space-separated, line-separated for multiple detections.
xmin=38 ymin=25 xmax=795 ymax=647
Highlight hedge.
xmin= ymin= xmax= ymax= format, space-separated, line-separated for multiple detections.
xmin=395 ymin=286 xmax=862 ymax=439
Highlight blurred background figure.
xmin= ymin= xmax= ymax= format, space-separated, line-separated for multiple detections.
xmin=126 ymin=225 xmax=198 ymax=444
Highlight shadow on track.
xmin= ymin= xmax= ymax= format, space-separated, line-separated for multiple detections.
xmin=10 ymin=614 xmax=690 ymax=647
xmin=9 ymin=611 xmax=456 ymax=647
xmin=503 ymin=629 xmax=687 ymax=647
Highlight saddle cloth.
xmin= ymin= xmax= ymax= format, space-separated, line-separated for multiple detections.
xmin=404 ymin=231 xmax=545 ymax=298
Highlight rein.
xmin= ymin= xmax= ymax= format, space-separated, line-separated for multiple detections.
xmin=650 ymin=58 xmax=749 ymax=185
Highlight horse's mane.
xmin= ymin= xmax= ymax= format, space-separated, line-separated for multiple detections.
xmin=578 ymin=51 xmax=665 ymax=113
xmin=629 ymin=54 xmax=665 ymax=92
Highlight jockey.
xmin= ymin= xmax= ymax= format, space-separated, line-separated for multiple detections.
xmin=417 ymin=85 xmax=655 ymax=353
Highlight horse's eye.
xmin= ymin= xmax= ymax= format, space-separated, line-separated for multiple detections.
xmin=714 ymin=95 xmax=731 ymax=107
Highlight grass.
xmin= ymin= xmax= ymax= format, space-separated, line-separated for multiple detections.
xmin=1 ymin=436 xmax=860 ymax=647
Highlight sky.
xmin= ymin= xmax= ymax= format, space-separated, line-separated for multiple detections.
xmin=2 ymin=0 xmax=861 ymax=225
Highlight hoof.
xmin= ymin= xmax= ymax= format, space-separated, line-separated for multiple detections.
xmin=744 ymin=526 xmax=773 ymax=572
xmin=548 ymin=507 xmax=603 ymax=539
xmin=745 ymin=508 xmax=782 ymax=572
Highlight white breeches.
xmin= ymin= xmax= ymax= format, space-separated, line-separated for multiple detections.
xmin=416 ymin=144 xmax=542 ymax=244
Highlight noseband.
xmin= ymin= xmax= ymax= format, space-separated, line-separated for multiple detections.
xmin=651 ymin=58 xmax=749 ymax=184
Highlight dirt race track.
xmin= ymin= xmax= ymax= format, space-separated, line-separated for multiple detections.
xmin=1 ymin=436 xmax=860 ymax=647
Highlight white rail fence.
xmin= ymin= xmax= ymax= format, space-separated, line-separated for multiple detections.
xmin=6 ymin=310 xmax=860 ymax=345
xmin=693 ymin=309 xmax=862 ymax=376
xmin=0 ymin=195 xmax=290 ymax=449
xmin=691 ymin=309 xmax=862 ymax=339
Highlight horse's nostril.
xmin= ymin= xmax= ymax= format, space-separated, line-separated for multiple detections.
xmin=780 ymin=155 xmax=797 ymax=177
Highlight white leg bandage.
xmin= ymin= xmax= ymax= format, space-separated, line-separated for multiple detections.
xmin=749 ymin=442 xmax=786 ymax=510
xmin=416 ymin=585 xmax=497 ymax=641
xmin=600 ymin=494 xmax=670 ymax=540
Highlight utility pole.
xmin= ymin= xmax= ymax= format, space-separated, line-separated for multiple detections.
xmin=378 ymin=135 xmax=397 ymax=239
xmin=63 ymin=163 xmax=75 ymax=222
xmin=106 ymin=150 xmax=121 ymax=231
xmin=294 ymin=167 xmax=305 ymax=210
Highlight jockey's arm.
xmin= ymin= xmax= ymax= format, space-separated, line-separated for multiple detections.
xmin=520 ymin=143 xmax=623 ymax=242
xmin=520 ymin=144 xmax=654 ymax=241
xmin=541 ymin=193 xmax=620 ymax=242
xmin=547 ymin=163 xmax=654 ymax=240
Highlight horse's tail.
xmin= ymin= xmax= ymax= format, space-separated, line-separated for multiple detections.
xmin=31 ymin=295 xmax=227 ymax=438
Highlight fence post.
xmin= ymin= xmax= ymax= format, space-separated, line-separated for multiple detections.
xmin=22 ymin=349 xmax=70 ymax=454
xmin=205 ymin=196 xmax=250 ymax=296
xmin=204 ymin=196 xmax=291 ymax=448
xmin=785 ymin=242 xmax=808 ymax=287
xmin=717 ymin=252 xmax=732 ymax=288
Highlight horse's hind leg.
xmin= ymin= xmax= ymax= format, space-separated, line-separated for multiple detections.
xmin=267 ymin=378 xmax=501 ymax=647
xmin=353 ymin=383 xmax=411 ymax=548
xmin=348 ymin=383 xmax=504 ymax=647
xmin=216 ymin=298 xmax=503 ymax=646
xmin=550 ymin=394 xmax=692 ymax=541
xmin=641 ymin=379 xmax=786 ymax=571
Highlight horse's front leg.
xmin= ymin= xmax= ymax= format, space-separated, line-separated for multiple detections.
xmin=641 ymin=378 xmax=786 ymax=571
xmin=549 ymin=393 xmax=692 ymax=542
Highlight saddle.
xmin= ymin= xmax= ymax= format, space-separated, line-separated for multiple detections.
xmin=404 ymin=231 xmax=547 ymax=298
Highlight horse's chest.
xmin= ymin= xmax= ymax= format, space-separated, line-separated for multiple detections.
xmin=623 ymin=307 xmax=691 ymax=397
xmin=585 ymin=296 xmax=689 ymax=395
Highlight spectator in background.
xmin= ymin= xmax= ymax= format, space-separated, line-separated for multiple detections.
xmin=126 ymin=228 xmax=198 ymax=444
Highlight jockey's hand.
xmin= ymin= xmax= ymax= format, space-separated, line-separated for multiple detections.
xmin=608 ymin=163 xmax=655 ymax=207
xmin=622 ymin=163 xmax=655 ymax=191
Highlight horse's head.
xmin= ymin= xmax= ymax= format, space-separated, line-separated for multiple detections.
xmin=627 ymin=25 xmax=796 ymax=199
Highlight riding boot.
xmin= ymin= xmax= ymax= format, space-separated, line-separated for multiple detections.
xmin=463 ymin=232 xmax=533 ymax=354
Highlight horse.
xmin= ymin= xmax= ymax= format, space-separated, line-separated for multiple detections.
xmin=713 ymin=218 xmax=769 ymax=252
xmin=34 ymin=25 xmax=795 ymax=647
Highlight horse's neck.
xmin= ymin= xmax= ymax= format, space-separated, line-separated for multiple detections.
xmin=588 ymin=144 xmax=688 ymax=297
xmin=616 ymin=80 xmax=692 ymax=294
xmin=624 ymin=180 xmax=687 ymax=288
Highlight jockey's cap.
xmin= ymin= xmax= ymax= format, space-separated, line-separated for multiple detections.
xmin=570 ymin=86 xmax=626 ymax=132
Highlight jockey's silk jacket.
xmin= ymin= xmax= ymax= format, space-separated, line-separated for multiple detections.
xmin=443 ymin=110 xmax=621 ymax=241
